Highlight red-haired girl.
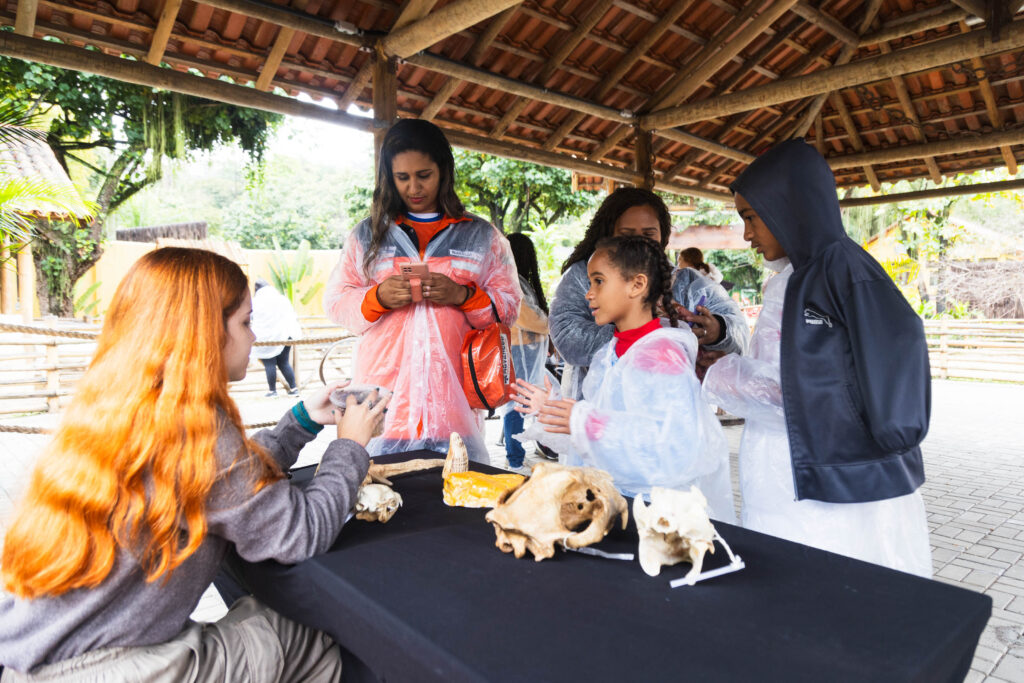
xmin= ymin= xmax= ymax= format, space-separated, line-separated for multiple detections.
xmin=0 ymin=247 xmax=386 ymax=680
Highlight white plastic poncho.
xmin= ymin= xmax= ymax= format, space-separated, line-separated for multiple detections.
xmin=562 ymin=322 xmax=736 ymax=523
xmin=250 ymin=285 xmax=302 ymax=360
xmin=549 ymin=260 xmax=749 ymax=400
xmin=702 ymin=259 xmax=932 ymax=577
xmin=500 ymin=277 xmax=549 ymax=421
xmin=324 ymin=215 xmax=521 ymax=463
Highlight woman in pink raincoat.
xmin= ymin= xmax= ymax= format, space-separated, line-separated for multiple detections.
xmin=324 ymin=120 xmax=521 ymax=462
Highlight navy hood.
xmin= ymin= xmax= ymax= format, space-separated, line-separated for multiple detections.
xmin=730 ymin=139 xmax=846 ymax=269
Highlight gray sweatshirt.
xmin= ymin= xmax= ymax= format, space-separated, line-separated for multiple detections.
xmin=0 ymin=410 xmax=368 ymax=673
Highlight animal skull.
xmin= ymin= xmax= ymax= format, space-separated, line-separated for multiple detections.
xmin=355 ymin=483 xmax=403 ymax=523
xmin=485 ymin=462 xmax=628 ymax=561
xmin=633 ymin=486 xmax=716 ymax=579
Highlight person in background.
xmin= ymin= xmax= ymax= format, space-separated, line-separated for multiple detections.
xmin=702 ymin=139 xmax=932 ymax=576
xmin=679 ymin=246 xmax=725 ymax=285
xmin=549 ymin=187 xmax=748 ymax=399
xmin=324 ymin=119 xmax=520 ymax=462
xmin=515 ymin=236 xmax=735 ymax=521
xmin=0 ymin=247 xmax=388 ymax=680
xmin=251 ymin=278 xmax=302 ymax=397
xmin=501 ymin=233 xmax=549 ymax=475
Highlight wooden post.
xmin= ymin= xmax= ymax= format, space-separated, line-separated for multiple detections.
xmin=379 ymin=0 xmax=521 ymax=59
xmin=17 ymin=242 xmax=34 ymax=323
xmin=634 ymin=127 xmax=654 ymax=190
xmin=372 ymin=51 xmax=397 ymax=170
xmin=45 ymin=316 xmax=60 ymax=412
xmin=1 ymin=242 xmax=17 ymax=315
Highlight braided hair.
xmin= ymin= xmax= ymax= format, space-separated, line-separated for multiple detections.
xmin=593 ymin=235 xmax=678 ymax=328
xmin=561 ymin=187 xmax=671 ymax=274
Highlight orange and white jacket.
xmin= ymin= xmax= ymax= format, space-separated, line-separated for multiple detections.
xmin=324 ymin=213 xmax=521 ymax=462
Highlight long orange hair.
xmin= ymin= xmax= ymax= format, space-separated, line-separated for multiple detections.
xmin=2 ymin=248 xmax=283 ymax=599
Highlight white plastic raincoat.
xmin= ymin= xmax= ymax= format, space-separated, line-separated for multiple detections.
xmin=702 ymin=260 xmax=932 ymax=576
xmin=563 ymin=321 xmax=736 ymax=523
xmin=499 ymin=277 xmax=549 ymax=421
xmin=324 ymin=215 xmax=521 ymax=462
xmin=550 ymin=260 xmax=749 ymax=399
xmin=250 ymin=285 xmax=302 ymax=360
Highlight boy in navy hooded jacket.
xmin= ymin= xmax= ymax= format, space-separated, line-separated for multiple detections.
xmin=703 ymin=139 xmax=932 ymax=577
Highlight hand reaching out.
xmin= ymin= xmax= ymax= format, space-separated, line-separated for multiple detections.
xmin=511 ymin=376 xmax=554 ymax=415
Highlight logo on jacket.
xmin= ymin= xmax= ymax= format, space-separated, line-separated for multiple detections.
xmin=449 ymin=248 xmax=483 ymax=261
xmin=803 ymin=307 xmax=833 ymax=328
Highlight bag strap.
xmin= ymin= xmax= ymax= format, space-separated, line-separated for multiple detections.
xmin=466 ymin=338 xmax=495 ymax=417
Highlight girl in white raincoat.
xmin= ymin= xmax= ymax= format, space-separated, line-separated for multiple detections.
xmin=514 ymin=236 xmax=735 ymax=523
xmin=324 ymin=120 xmax=521 ymax=462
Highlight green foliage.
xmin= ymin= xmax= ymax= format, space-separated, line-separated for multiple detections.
xmin=521 ymin=218 xmax=588 ymax=298
xmin=705 ymin=248 xmax=764 ymax=296
xmin=73 ymin=280 xmax=102 ymax=317
xmin=914 ymin=298 xmax=978 ymax=320
xmin=268 ymin=238 xmax=323 ymax=306
xmin=453 ymin=150 xmax=598 ymax=233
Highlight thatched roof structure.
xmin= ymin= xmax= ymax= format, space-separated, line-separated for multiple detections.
xmin=0 ymin=134 xmax=90 ymax=218
xmin=1 ymin=0 xmax=1022 ymax=204
xmin=115 ymin=221 xmax=208 ymax=242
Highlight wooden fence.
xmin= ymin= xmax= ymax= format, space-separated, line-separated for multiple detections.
xmin=924 ymin=319 xmax=1024 ymax=383
xmin=0 ymin=316 xmax=1021 ymax=419
xmin=0 ymin=316 xmax=354 ymax=417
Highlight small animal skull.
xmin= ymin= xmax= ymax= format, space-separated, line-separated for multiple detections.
xmin=633 ymin=486 xmax=716 ymax=579
xmin=485 ymin=462 xmax=628 ymax=561
xmin=355 ymin=483 xmax=403 ymax=523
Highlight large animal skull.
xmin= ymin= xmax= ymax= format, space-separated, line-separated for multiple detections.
xmin=633 ymin=486 xmax=716 ymax=579
xmin=355 ymin=483 xmax=403 ymax=523
xmin=485 ymin=462 xmax=628 ymax=561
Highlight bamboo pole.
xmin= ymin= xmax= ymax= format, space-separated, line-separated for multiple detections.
xmin=959 ymin=21 xmax=1019 ymax=175
xmin=14 ymin=0 xmax=37 ymax=36
xmin=950 ymin=0 xmax=986 ymax=19
xmin=146 ymin=0 xmax=183 ymax=65
xmin=380 ymin=0 xmax=520 ymax=59
xmin=643 ymin=20 xmax=1024 ymax=130
xmin=1 ymin=244 xmax=16 ymax=315
xmin=828 ymin=128 xmax=1024 ymax=170
xmin=837 ymin=178 xmax=1024 ymax=207
xmin=17 ymin=243 xmax=33 ymax=323
xmin=656 ymin=128 xmax=755 ymax=164
xmin=878 ymin=42 xmax=943 ymax=184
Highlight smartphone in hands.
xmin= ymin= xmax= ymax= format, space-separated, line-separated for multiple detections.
xmin=399 ymin=262 xmax=430 ymax=302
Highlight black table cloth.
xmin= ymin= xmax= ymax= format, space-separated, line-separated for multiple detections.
xmin=234 ymin=451 xmax=991 ymax=683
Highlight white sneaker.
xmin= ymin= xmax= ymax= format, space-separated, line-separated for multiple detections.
xmin=508 ymin=463 xmax=533 ymax=477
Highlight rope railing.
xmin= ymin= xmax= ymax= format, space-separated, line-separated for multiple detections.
xmin=0 ymin=321 xmax=353 ymax=347
xmin=0 ymin=420 xmax=282 ymax=434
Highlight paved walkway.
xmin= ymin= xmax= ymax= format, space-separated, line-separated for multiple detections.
xmin=1 ymin=379 xmax=1022 ymax=681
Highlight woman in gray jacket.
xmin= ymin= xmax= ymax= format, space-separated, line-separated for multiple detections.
xmin=550 ymin=188 xmax=749 ymax=398
xmin=0 ymin=248 xmax=387 ymax=681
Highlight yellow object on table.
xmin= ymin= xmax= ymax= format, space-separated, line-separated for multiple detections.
xmin=443 ymin=471 xmax=525 ymax=508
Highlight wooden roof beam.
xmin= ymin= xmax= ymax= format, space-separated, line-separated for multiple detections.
xmin=877 ymin=42 xmax=943 ymax=184
xmin=829 ymin=92 xmax=881 ymax=191
xmin=539 ymin=0 xmax=695 ymax=153
xmin=827 ymin=127 xmax=1024 ymax=169
xmin=838 ymin=178 xmax=1024 ymax=207
xmin=146 ymin=0 xmax=183 ymax=65
xmin=950 ymin=0 xmax=987 ymax=20
xmin=193 ymin=0 xmax=366 ymax=48
xmin=643 ymin=19 xmax=1024 ymax=130
xmin=14 ymin=0 xmax=38 ymax=36
xmin=380 ymin=0 xmax=521 ymax=59
xmin=959 ymin=20 xmax=1018 ymax=175
xmin=859 ymin=8 xmax=969 ymax=46
xmin=256 ymin=25 xmax=296 ymax=90
xmin=490 ymin=0 xmax=615 ymax=139
xmin=791 ymin=1 xmax=858 ymax=46
xmin=789 ymin=0 xmax=882 ymax=138
xmin=420 ymin=5 xmax=516 ymax=121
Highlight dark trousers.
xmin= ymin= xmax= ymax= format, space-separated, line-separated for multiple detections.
xmin=260 ymin=345 xmax=295 ymax=392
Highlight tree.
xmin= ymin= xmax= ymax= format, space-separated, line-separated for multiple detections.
xmin=0 ymin=57 xmax=281 ymax=315
xmin=453 ymin=150 xmax=597 ymax=233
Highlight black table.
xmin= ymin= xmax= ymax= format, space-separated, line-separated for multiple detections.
xmin=232 ymin=451 xmax=991 ymax=683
